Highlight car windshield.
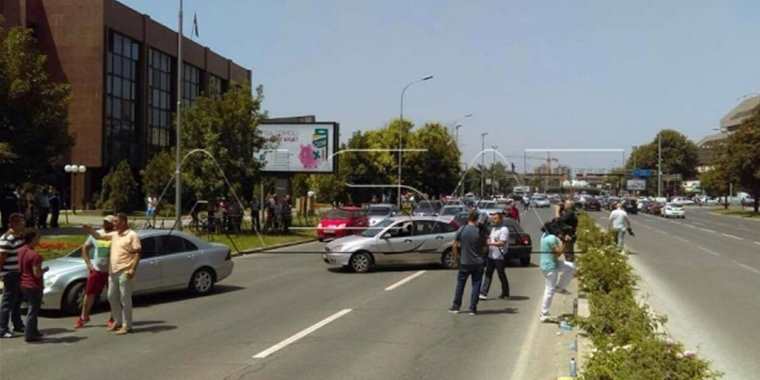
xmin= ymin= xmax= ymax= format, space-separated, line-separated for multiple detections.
xmin=440 ymin=206 xmax=463 ymax=215
xmin=478 ymin=201 xmax=496 ymax=208
xmin=368 ymin=207 xmax=391 ymax=216
xmin=324 ymin=209 xmax=352 ymax=219
xmin=361 ymin=218 xmax=394 ymax=237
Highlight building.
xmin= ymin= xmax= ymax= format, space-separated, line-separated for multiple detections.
xmin=697 ymin=95 xmax=760 ymax=172
xmin=1 ymin=0 xmax=251 ymax=208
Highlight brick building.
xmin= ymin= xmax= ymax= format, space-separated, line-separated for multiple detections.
xmin=1 ymin=0 xmax=252 ymax=208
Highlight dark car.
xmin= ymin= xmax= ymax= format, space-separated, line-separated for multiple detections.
xmin=413 ymin=200 xmax=443 ymax=216
xmin=647 ymin=202 xmax=664 ymax=216
xmin=623 ymin=199 xmax=638 ymax=214
xmin=584 ymin=197 xmax=602 ymax=211
xmin=606 ymin=197 xmax=621 ymax=210
xmin=450 ymin=212 xmax=532 ymax=267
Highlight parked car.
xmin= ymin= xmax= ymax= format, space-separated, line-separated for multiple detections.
xmin=42 ymin=230 xmax=234 ymax=315
xmin=741 ymin=197 xmax=756 ymax=207
xmin=647 ymin=202 xmax=664 ymax=216
xmin=322 ymin=217 xmax=458 ymax=272
xmin=530 ymin=195 xmax=551 ymax=208
xmin=413 ymin=200 xmax=443 ymax=216
xmin=671 ymin=197 xmax=695 ymax=206
xmin=662 ymin=203 xmax=685 ymax=218
xmin=317 ymin=207 xmax=368 ymax=241
xmin=367 ymin=203 xmax=398 ymax=226
xmin=584 ymin=197 xmax=602 ymax=211
xmin=437 ymin=205 xmax=466 ymax=224
xmin=606 ymin=196 xmax=621 ymax=210
xmin=477 ymin=200 xmax=504 ymax=215
xmin=623 ymin=199 xmax=638 ymax=214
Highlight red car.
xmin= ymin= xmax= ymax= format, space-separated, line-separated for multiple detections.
xmin=317 ymin=207 xmax=368 ymax=241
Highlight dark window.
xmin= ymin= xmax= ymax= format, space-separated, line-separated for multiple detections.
xmin=434 ymin=221 xmax=457 ymax=233
xmin=161 ymin=235 xmax=198 ymax=255
xmin=141 ymin=237 xmax=159 ymax=259
xmin=388 ymin=221 xmax=413 ymax=238
xmin=147 ymin=48 xmax=173 ymax=155
xmin=182 ymin=63 xmax=201 ymax=104
xmin=105 ymin=30 xmax=140 ymax=166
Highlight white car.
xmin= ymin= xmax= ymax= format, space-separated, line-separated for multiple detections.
xmin=530 ymin=195 xmax=551 ymax=208
xmin=663 ymin=203 xmax=685 ymax=218
xmin=670 ymin=197 xmax=695 ymax=206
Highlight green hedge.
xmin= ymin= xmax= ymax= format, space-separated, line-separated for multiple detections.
xmin=575 ymin=213 xmax=721 ymax=380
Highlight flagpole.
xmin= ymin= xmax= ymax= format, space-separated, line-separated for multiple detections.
xmin=175 ymin=0 xmax=183 ymax=230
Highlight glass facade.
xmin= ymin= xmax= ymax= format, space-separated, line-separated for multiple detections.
xmin=208 ymin=74 xmax=225 ymax=98
xmin=182 ymin=63 xmax=201 ymax=104
xmin=105 ymin=31 xmax=140 ymax=166
xmin=148 ymin=48 xmax=173 ymax=153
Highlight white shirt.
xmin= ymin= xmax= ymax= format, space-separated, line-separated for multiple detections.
xmin=488 ymin=226 xmax=509 ymax=260
xmin=609 ymin=209 xmax=629 ymax=230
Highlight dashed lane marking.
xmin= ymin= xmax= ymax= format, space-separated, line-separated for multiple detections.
xmin=696 ymin=246 xmax=720 ymax=257
xmin=734 ymin=261 xmax=760 ymax=275
xmin=721 ymin=233 xmax=744 ymax=241
xmin=253 ymin=309 xmax=353 ymax=359
xmin=385 ymin=270 xmax=427 ymax=291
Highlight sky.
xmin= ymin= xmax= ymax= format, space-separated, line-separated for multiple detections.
xmin=122 ymin=0 xmax=760 ymax=172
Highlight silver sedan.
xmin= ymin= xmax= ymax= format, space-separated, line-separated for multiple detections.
xmin=42 ymin=230 xmax=234 ymax=315
xmin=322 ymin=216 xmax=458 ymax=273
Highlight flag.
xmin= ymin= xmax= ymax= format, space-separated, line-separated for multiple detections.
xmin=193 ymin=12 xmax=199 ymax=37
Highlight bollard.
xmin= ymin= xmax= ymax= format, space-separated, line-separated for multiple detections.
xmin=569 ymin=357 xmax=577 ymax=377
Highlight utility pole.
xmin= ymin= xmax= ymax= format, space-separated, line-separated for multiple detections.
xmin=175 ymin=0 xmax=184 ymax=230
xmin=657 ymin=134 xmax=662 ymax=198
xmin=480 ymin=132 xmax=487 ymax=198
xmin=491 ymin=145 xmax=497 ymax=196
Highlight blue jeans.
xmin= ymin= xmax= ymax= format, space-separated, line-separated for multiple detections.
xmin=0 ymin=272 xmax=25 ymax=333
xmin=451 ymin=264 xmax=484 ymax=312
xmin=20 ymin=287 xmax=42 ymax=340
xmin=615 ymin=229 xmax=626 ymax=249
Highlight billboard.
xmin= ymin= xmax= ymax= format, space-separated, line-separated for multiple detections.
xmin=626 ymin=179 xmax=646 ymax=191
xmin=257 ymin=122 xmax=339 ymax=173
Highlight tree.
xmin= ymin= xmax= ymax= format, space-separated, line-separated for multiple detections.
xmin=0 ymin=23 xmax=73 ymax=184
xmin=98 ymin=160 xmax=138 ymax=212
xmin=404 ymin=122 xmax=462 ymax=198
xmin=627 ymin=130 xmax=699 ymax=194
xmin=180 ymin=83 xmax=266 ymax=206
xmin=714 ymin=109 xmax=760 ymax=212
xmin=141 ymin=150 xmax=175 ymax=199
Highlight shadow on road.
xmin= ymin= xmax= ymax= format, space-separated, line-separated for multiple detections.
xmin=476 ymin=307 xmax=518 ymax=315
xmin=132 ymin=284 xmax=245 ymax=308
xmin=130 ymin=320 xmax=177 ymax=334
xmin=31 ymin=336 xmax=88 ymax=344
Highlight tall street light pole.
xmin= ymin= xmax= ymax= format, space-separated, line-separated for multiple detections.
xmin=657 ymin=134 xmax=662 ymax=198
xmin=455 ymin=124 xmax=463 ymax=147
xmin=491 ymin=144 xmax=498 ymax=196
xmin=398 ymin=75 xmax=433 ymax=208
xmin=175 ymin=0 xmax=184 ymax=230
xmin=480 ymin=132 xmax=488 ymax=198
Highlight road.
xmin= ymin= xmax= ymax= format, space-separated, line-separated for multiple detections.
xmin=1 ymin=209 xmax=565 ymax=380
xmin=586 ymin=207 xmax=760 ymax=380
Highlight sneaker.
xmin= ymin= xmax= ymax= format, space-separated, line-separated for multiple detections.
xmin=74 ymin=318 xmax=89 ymax=329
xmin=539 ymin=313 xmax=552 ymax=322
xmin=107 ymin=323 xmax=121 ymax=332
xmin=478 ymin=294 xmax=488 ymax=300
xmin=467 ymin=309 xmax=477 ymax=316
xmin=556 ymin=288 xmax=571 ymax=295
xmin=106 ymin=319 xmax=116 ymax=330
xmin=114 ymin=327 xmax=131 ymax=335
xmin=0 ymin=330 xmax=13 ymax=339
xmin=448 ymin=307 xmax=460 ymax=314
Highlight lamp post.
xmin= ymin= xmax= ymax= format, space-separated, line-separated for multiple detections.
xmin=175 ymin=0 xmax=185 ymax=230
xmin=491 ymin=144 xmax=498 ymax=196
xmin=64 ymin=164 xmax=87 ymax=217
xmin=398 ymin=75 xmax=433 ymax=207
xmin=454 ymin=124 xmax=463 ymax=147
xmin=480 ymin=132 xmax=488 ymax=198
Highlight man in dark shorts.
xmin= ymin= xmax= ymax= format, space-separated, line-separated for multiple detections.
xmin=449 ymin=210 xmax=486 ymax=315
xmin=75 ymin=215 xmax=115 ymax=329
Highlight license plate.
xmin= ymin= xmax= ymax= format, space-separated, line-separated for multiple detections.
xmin=324 ymin=228 xmax=335 ymax=234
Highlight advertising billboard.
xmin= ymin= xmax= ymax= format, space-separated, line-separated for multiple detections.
xmin=626 ymin=179 xmax=646 ymax=191
xmin=257 ymin=122 xmax=339 ymax=173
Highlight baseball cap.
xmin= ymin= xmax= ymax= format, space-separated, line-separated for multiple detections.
xmin=103 ymin=215 xmax=116 ymax=224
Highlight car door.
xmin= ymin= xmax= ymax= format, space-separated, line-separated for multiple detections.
xmin=133 ymin=237 xmax=162 ymax=293
xmin=157 ymin=235 xmax=200 ymax=289
xmin=416 ymin=221 xmax=455 ymax=264
xmin=370 ymin=220 xmax=416 ymax=265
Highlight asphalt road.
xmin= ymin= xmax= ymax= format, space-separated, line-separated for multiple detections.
xmin=0 ymin=209 xmax=564 ymax=380
xmin=587 ymin=207 xmax=760 ymax=380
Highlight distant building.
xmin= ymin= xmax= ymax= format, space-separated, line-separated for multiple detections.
xmin=1 ymin=0 xmax=252 ymax=209
xmin=697 ymin=95 xmax=760 ymax=173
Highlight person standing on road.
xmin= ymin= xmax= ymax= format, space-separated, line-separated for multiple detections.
xmin=75 ymin=215 xmax=116 ymax=329
xmin=0 ymin=213 xmax=26 ymax=338
xmin=48 ymin=187 xmax=61 ymax=229
xmin=557 ymin=200 xmax=578 ymax=262
xmin=449 ymin=210 xmax=486 ymax=315
xmin=608 ymin=203 xmax=631 ymax=250
xmin=539 ymin=221 xmax=575 ymax=322
xmin=480 ymin=212 xmax=510 ymax=300
xmin=84 ymin=213 xmax=141 ymax=335
xmin=18 ymin=230 xmax=46 ymax=342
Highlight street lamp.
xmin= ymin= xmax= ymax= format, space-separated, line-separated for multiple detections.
xmin=480 ymin=132 xmax=488 ymax=198
xmin=398 ymin=74 xmax=434 ymax=207
xmin=64 ymin=164 xmax=87 ymax=217
xmin=455 ymin=124 xmax=463 ymax=146
xmin=491 ymin=145 xmax=498 ymax=196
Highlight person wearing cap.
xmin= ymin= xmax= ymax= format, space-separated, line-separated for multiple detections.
xmin=75 ymin=215 xmax=116 ymax=329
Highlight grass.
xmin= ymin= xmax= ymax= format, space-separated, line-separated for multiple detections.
xmin=712 ymin=207 xmax=760 ymax=219
xmin=37 ymin=235 xmax=88 ymax=261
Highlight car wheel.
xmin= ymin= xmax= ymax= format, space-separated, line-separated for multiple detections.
xmin=441 ymin=248 xmax=459 ymax=269
xmin=520 ymin=256 xmax=531 ymax=267
xmin=62 ymin=281 xmax=86 ymax=316
xmin=349 ymin=252 xmax=373 ymax=273
xmin=189 ymin=268 xmax=216 ymax=295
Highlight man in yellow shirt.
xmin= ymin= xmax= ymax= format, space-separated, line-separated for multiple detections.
xmin=75 ymin=215 xmax=115 ymax=329
xmin=84 ymin=213 xmax=141 ymax=335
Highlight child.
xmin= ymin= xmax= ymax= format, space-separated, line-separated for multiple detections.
xmin=18 ymin=230 xmax=46 ymax=342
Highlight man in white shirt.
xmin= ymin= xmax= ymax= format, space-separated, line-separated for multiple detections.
xmin=479 ymin=212 xmax=510 ymax=300
xmin=608 ymin=203 xmax=631 ymax=250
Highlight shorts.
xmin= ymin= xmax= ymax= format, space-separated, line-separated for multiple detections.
xmin=85 ymin=270 xmax=109 ymax=295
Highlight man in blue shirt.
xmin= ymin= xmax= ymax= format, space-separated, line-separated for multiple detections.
xmin=449 ymin=210 xmax=486 ymax=315
xmin=539 ymin=221 xmax=575 ymax=322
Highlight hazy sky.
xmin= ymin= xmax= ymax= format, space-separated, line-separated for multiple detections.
xmin=122 ymin=0 xmax=760 ymax=171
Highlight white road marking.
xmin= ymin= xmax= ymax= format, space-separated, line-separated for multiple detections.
xmin=754 ymin=241 xmax=760 ymax=247
xmin=691 ymin=221 xmax=705 ymax=226
xmin=721 ymin=233 xmax=744 ymax=241
xmin=697 ymin=246 xmax=720 ymax=257
xmin=734 ymin=261 xmax=760 ymax=275
xmin=685 ymin=224 xmax=698 ymax=229
xmin=698 ymin=227 xmax=716 ymax=233
xmin=385 ymin=270 xmax=427 ymax=291
xmin=253 ymin=309 xmax=352 ymax=359
xmin=673 ymin=236 xmax=689 ymax=243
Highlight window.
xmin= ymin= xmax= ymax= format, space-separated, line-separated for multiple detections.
xmin=141 ymin=237 xmax=159 ymax=259
xmin=434 ymin=221 xmax=457 ymax=234
xmin=182 ymin=63 xmax=201 ymax=104
xmin=208 ymin=74 xmax=225 ymax=98
xmin=105 ymin=30 xmax=140 ymax=166
xmin=161 ymin=235 xmax=197 ymax=255
xmin=147 ymin=48 xmax=173 ymax=154
xmin=388 ymin=221 xmax=413 ymax=238
xmin=414 ymin=220 xmax=437 ymax=235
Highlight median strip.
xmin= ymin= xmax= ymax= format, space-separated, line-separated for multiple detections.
xmin=385 ymin=270 xmax=427 ymax=291
xmin=253 ymin=309 xmax=352 ymax=359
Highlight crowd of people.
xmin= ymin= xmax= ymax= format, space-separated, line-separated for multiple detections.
xmin=1 ymin=185 xmax=62 ymax=232
xmin=448 ymin=200 xmax=579 ymax=321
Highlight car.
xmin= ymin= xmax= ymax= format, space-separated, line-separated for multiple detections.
xmin=623 ymin=199 xmax=638 ymax=214
xmin=437 ymin=205 xmax=467 ymax=223
xmin=584 ymin=197 xmax=602 ymax=211
xmin=477 ymin=200 xmax=504 ymax=215
xmin=647 ymin=202 xmax=664 ymax=216
xmin=606 ymin=196 xmax=621 ymax=210
xmin=42 ymin=230 xmax=234 ymax=315
xmin=367 ymin=203 xmax=399 ymax=226
xmin=322 ymin=217 xmax=459 ymax=272
xmin=413 ymin=200 xmax=443 ymax=216
xmin=671 ymin=197 xmax=695 ymax=206
xmin=317 ymin=207 xmax=368 ymax=241
xmin=662 ymin=203 xmax=685 ymax=218
xmin=498 ymin=218 xmax=533 ymax=267
xmin=530 ymin=195 xmax=551 ymax=208
xmin=741 ymin=197 xmax=756 ymax=208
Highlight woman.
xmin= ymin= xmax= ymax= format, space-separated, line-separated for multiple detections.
xmin=18 ymin=230 xmax=46 ymax=342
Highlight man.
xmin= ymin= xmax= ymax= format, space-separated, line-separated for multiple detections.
xmin=608 ymin=203 xmax=631 ymax=250
xmin=36 ymin=188 xmax=50 ymax=229
xmin=557 ymin=200 xmax=578 ymax=261
xmin=449 ymin=210 xmax=486 ymax=315
xmin=506 ymin=199 xmax=520 ymax=223
xmin=1 ymin=186 xmax=19 ymax=231
xmin=0 ymin=213 xmax=26 ymax=338
xmin=48 ymin=187 xmax=61 ymax=229
xmin=75 ymin=215 xmax=116 ymax=329
xmin=539 ymin=221 xmax=575 ymax=322
xmin=251 ymin=197 xmax=261 ymax=233
xmin=84 ymin=213 xmax=141 ymax=335
xmin=480 ymin=212 xmax=510 ymax=300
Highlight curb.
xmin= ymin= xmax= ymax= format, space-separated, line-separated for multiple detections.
xmin=708 ymin=210 xmax=760 ymax=223
xmin=235 ymin=238 xmax=319 ymax=255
